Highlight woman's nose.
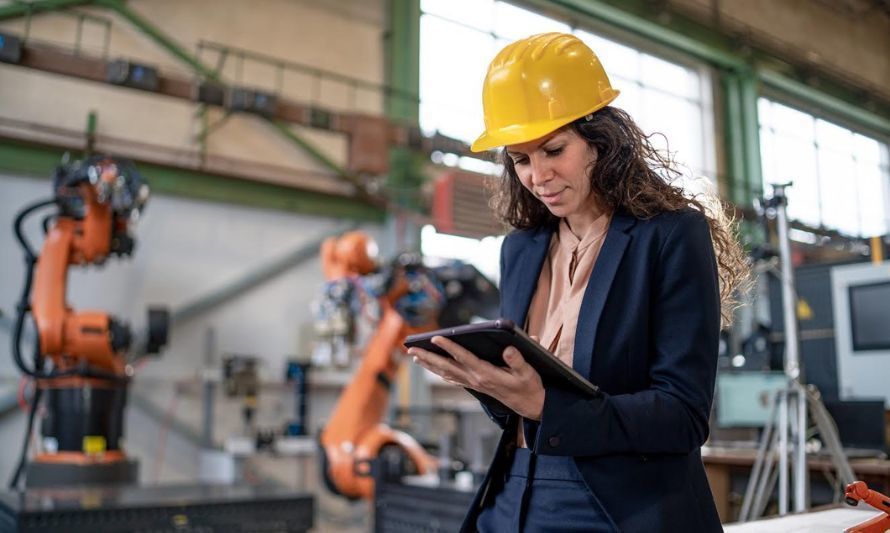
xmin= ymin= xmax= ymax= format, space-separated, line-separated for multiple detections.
xmin=529 ymin=156 xmax=552 ymax=185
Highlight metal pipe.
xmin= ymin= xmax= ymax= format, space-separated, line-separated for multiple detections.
xmin=95 ymin=0 xmax=220 ymax=82
xmin=740 ymin=387 xmax=778 ymax=521
xmin=201 ymin=327 xmax=216 ymax=448
xmin=773 ymin=184 xmax=800 ymax=380
xmin=0 ymin=0 xmax=92 ymax=21
xmin=794 ymin=386 xmax=808 ymax=512
xmin=778 ymin=388 xmax=788 ymax=515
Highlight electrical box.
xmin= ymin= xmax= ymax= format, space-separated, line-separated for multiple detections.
xmin=432 ymin=170 xmax=503 ymax=239
xmin=106 ymin=59 xmax=159 ymax=91
xmin=195 ymin=81 xmax=226 ymax=106
xmin=226 ymin=87 xmax=277 ymax=117
xmin=0 ymin=33 xmax=22 ymax=64
xmin=347 ymin=115 xmax=390 ymax=175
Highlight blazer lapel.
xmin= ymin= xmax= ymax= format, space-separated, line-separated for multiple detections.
xmin=502 ymin=226 xmax=553 ymax=327
xmin=572 ymin=212 xmax=636 ymax=378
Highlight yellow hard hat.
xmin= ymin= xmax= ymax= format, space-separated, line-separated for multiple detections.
xmin=471 ymin=32 xmax=619 ymax=153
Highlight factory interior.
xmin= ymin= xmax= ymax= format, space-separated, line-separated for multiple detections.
xmin=0 ymin=0 xmax=889 ymax=531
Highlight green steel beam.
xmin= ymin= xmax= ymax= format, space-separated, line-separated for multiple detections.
xmin=738 ymin=69 xmax=763 ymax=202
xmin=385 ymin=0 xmax=423 ymax=209
xmin=719 ymin=70 xmax=747 ymax=206
xmin=85 ymin=109 xmax=97 ymax=154
xmin=0 ymin=0 xmax=92 ymax=20
xmin=94 ymin=0 xmax=220 ymax=82
xmin=0 ymin=139 xmax=385 ymax=221
xmin=386 ymin=0 xmax=421 ymax=122
xmin=519 ymin=0 xmax=744 ymax=69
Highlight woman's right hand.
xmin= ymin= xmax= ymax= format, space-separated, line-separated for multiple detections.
xmin=408 ymin=335 xmax=546 ymax=421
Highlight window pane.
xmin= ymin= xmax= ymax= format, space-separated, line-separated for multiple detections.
xmin=639 ymin=92 xmax=703 ymax=173
xmin=419 ymin=15 xmax=493 ymax=140
xmin=760 ymin=127 xmax=776 ymax=186
xmin=771 ymin=136 xmax=821 ymax=226
xmin=770 ymin=102 xmax=815 ymax=142
xmin=640 ymin=54 xmax=700 ymax=100
xmin=816 ymin=119 xmax=853 ymax=155
xmin=818 ymin=150 xmax=859 ymax=234
xmin=853 ymin=133 xmax=883 ymax=165
xmin=493 ymin=2 xmax=570 ymax=40
xmin=611 ymin=79 xmax=641 ymax=117
xmin=758 ymin=98 xmax=774 ymax=130
xmin=857 ymin=163 xmax=887 ymax=236
xmin=574 ymin=29 xmax=639 ymax=81
xmin=421 ymin=0 xmax=494 ymax=32
xmin=760 ymin=97 xmax=890 ymax=237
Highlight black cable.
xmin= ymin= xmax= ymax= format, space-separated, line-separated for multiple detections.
xmin=8 ymin=384 xmax=42 ymax=490
xmin=14 ymin=199 xmax=56 ymax=261
xmin=41 ymin=214 xmax=54 ymax=235
xmin=12 ymin=199 xmax=55 ymax=378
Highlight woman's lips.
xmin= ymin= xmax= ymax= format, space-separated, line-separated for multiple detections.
xmin=538 ymin=188 xmax=565 ymax=204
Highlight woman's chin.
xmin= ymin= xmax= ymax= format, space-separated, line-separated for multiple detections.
xmin=545 ymin=204 xmax=571 ymax=218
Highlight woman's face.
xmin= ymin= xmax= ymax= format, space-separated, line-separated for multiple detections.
xmin=506 ymin=128 xmax=599 ymax=221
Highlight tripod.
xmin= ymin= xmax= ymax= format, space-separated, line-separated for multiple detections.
xmin=738 ymin=183 xmax=856 ymax=521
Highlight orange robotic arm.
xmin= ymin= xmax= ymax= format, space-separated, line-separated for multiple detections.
xmin=31 ymin=165 xmax=129 ymax=376
xmin=845 ymin=481 xmax=890 ymax=533
xmin=317 ymin=232 xmax=438 ymax=499
xmin=10 ymin=156 xmax=166 ymax=489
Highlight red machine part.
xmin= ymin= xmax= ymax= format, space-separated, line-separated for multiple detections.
xmin=845 ymin=481 xmax=890 ymax=533
xmin=318 ymin=231 xmax=437 ymax=499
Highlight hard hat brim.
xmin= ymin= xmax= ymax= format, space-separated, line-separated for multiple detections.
xmin=470 ymin=90 xmax=619 ymax=153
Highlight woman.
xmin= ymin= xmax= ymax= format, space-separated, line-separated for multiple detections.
xmin=409 ymin=32 xmax=749 ymax=532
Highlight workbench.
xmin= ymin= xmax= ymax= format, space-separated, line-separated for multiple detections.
xmin=702 ymin=446 xmax=890 ymax=523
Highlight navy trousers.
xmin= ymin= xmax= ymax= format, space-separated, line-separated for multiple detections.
xmin=476 ymin=448 xmax=618 ymax=532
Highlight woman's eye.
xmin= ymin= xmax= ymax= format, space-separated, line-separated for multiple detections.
xmin=512 ymin=157 xmax=528 ymax=166
xmin=544 ymin=147 xmax=564 ymax=157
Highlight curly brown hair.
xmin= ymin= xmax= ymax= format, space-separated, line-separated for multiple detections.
xmin=490 ymin=106 xmax=751 ymax=326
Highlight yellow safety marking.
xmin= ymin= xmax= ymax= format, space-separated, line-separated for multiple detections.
xmin=82 ymin=435 xmax=107 ymax=455
xmin=796 ymin=298 xmax=813 ymax=321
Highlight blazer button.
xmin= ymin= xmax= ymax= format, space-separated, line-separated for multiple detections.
xmin=548 ymin=436 xmax=560 ymax=448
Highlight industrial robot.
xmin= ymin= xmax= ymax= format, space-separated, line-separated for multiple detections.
xmin=316 ymin=231 xmax=440 ymax=499
xmin=845 ymin=481 xmax=890 ymax=533
xmin=10 ymin=155 xmax=168 ymax=488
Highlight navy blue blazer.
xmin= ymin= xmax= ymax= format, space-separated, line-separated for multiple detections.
xmin=461 ymin=209 xmax=723 ymax=532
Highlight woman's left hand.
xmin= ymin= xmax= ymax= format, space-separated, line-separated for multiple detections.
xmin=408 ymin=335 xmax=545 ymax=420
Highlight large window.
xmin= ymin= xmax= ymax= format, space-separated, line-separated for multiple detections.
xmin=419 ymin=0 xmax=716 ymax=180
xmin=419 ymin=0 xmax=716 ymax=273
xmin=759 ymin=98 xmax=890 ymax=237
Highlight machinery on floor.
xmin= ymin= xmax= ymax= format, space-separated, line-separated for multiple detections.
xmin=10 ymin=156 xmax=169 ymax=488
xmin=315 ymin=231 xmax=498 ymax=500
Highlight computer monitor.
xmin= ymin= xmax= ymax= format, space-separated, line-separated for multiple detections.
xmin=832 ymin=262 xmax=890 ymax=403
xmin=715 ymin=371 xmax=787 ymax=428
xmin=848 ymin=281 xmax=890 ymax=351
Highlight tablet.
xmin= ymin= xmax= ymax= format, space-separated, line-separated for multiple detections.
xmin=404 ymin=318 xmax=602 ymax=398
